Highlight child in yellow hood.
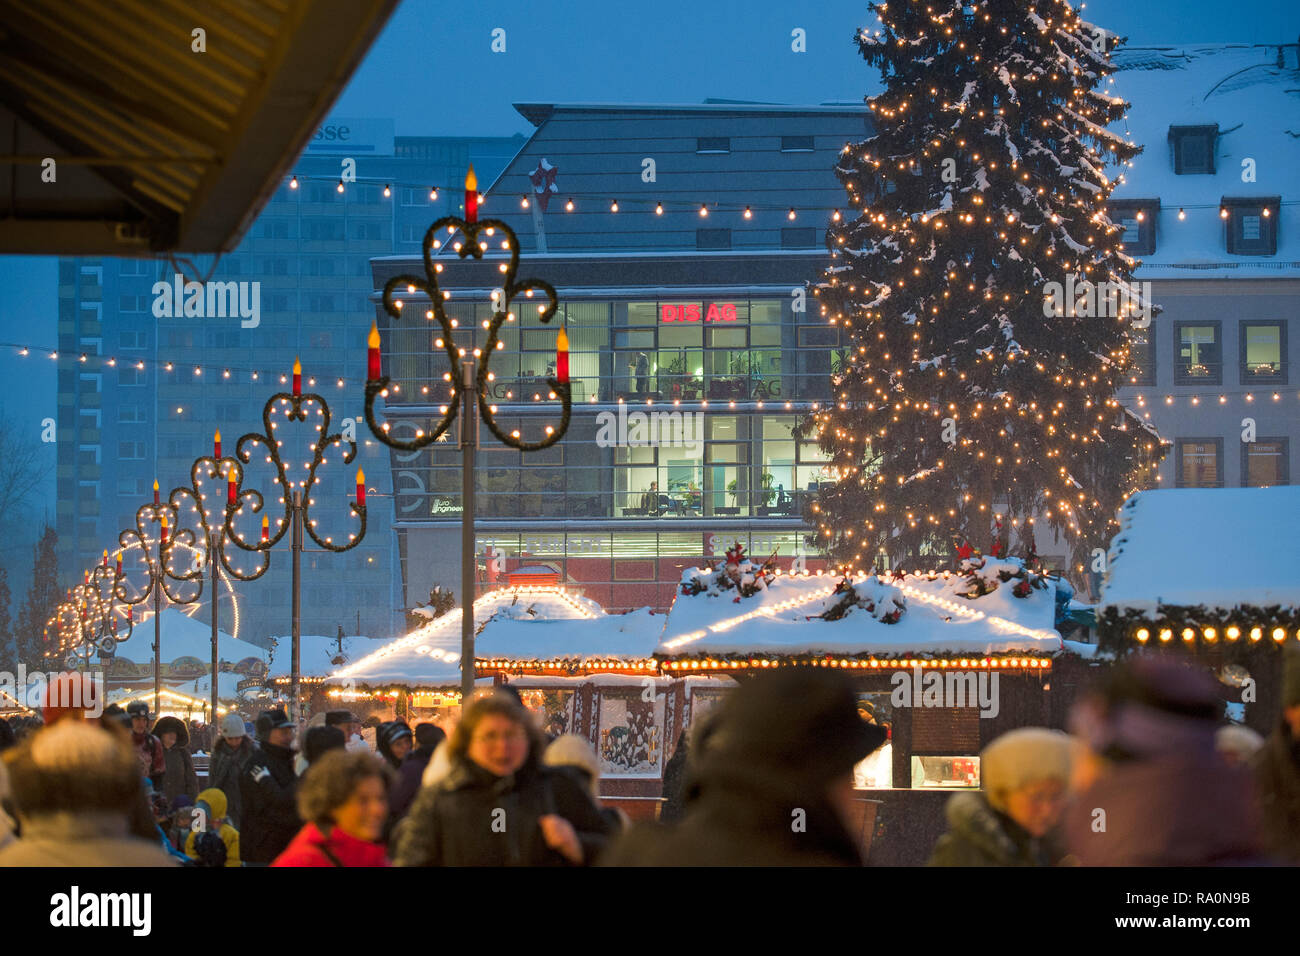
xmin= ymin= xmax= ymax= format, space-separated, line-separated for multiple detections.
xmin=186 ymin=787 xmax=241 ymax=867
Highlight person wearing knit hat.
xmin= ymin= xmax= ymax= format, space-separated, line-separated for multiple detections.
xmin=0 ymin=719 xmax=177 ymax=866
xmin=1254 ymin=642 xmax=1300 ymax=862
xmin=1063 ymin=655 xmax=1265 ymax=866
xmin=928 ymin=728 xmax=1073 ymax=867
xmin=39 ymin=671 xmax=104 ymax=726
xmin=185 ymin=787 xmax=241 ymax=866
xmin=208 ymin=712 xmax=256 ymax=830
xmin=544 ymin=733 xmax=628 ymax=832
xmin=1216 ymin=723 xmax=1265 ymax=765
xmin=302 ymin=725 xmax=347 ymax=769
xmin=376 ymin=720 xmax=413 ymax=772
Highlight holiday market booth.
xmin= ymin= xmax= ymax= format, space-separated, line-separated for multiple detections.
xmin=1098 ymin=486 xmax=1300 ymax=734
xmin=325 ymin=585 xmax=709 ymax=818
xmin=655 ymin=544 xmax=1066 ymax=864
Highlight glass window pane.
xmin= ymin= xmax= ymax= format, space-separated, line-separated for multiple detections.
xmin=1244 ymin=325 xmax=1281 ymax=375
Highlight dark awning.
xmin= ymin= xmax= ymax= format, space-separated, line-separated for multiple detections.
xmin=0 ymin=0 xmax=399 ymax=255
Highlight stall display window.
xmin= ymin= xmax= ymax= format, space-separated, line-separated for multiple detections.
xmin=911 ymin=755 xmax=981 ymax=788
xmin=597 ymin=689 xmax=665 ymax=777
xmin=853 ymin=693 xmax=894 ymax=789
xmin=517 ymin=688 xmax=576 ymax=739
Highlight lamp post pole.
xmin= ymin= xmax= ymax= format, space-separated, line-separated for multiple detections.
xmin=291 ymin=488 xmax=303 ymax=714
xmin=459 ymin=358 xmax=477 ymax=703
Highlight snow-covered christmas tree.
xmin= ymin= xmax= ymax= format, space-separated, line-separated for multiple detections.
xmin=804 ymin=0 xmax=1165 ymax=577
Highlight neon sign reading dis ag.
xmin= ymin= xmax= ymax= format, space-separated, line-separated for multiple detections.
xmin=660 ymin=302 xmax=738 ymax=323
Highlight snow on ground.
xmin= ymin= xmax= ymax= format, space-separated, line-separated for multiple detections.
xmin=1109 ymin=45 xmax=1300 ymax=278
xmin=1100 ymin=486 xmax=1300 ymax=616
xmin=658 ymin=565 xmax=1062 ymax=658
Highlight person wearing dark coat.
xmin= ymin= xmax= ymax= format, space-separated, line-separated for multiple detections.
xmin=393 ymin=693 xmax=610 ymax=866
xmin=127 ymin=700 xmax=166 ymax=790
xmin=376 ymin=720 xmax=413 ymax=772
xmin=1253 ymin=644 xmax=1300 ymax=862
xmin=603 ymin=669 xmax=887 ymax=867
xmin=928 ymin=728 xmax=1073 ymax=867
xmin=301 ymin=725 xmax=347 ymax=770
xmin=208 ymin=714 xmax=256 ymax=829
xmin=1064 ymin=656 xmax=1266 ymax=866
xmin=152 ymin=715 xmax=198 ymax=805
xmin=239 ymin=708 xmax=301 ymax=864
xmin=389 ymin=723 xmax=445 ymax=822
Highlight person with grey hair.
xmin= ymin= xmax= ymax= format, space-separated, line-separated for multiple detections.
xmin=0 ymin=720 xmax=177 ymax=866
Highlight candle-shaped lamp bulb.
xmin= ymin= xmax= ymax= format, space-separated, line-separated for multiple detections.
xmin=464 ymin=165 xmax=478 ymax=223
xmin=356 ymin=468 xmax=366 ymax=507
xmin=556 ymin=325 xmax=569 ymax=384
xmin=367 ymin=321 xmax=382 ymax=380
xmin=292 ymin=357 xmax=302 ymax=396
xmin=213 ymin=428 xmax=222 ymax=459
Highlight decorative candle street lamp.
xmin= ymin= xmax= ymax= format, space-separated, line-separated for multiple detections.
xmin=114 ymin=486 xmax=202 ymax=715
xmin=364 ymin=171 xmax=571 ymax=702
xmin=168 ymin=430 xmax=272 ymax=723
xmin=223 ymin=362 xmax=367 ymax=722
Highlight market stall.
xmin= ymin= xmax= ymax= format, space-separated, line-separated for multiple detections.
xmin=1098 ymin=485 xmax=1300 ymax=732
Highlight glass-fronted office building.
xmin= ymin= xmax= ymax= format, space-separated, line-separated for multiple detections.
xmin=372 ymin=101 xmax=873 ymax=611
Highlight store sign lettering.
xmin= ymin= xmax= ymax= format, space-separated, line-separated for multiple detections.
xmin=661 ymin=302 xmax=737 ymax=323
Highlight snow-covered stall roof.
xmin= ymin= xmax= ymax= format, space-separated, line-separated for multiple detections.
xmin=114 ymin=609 xmax=263 ymax=665
xmin=657 ymin=560 xmax=1063 ymax=664
xmin=1100 ymin=486 xmax=1300 ymax=617
xmin=1109 ymin=44 xmax=1300 ymax=278
xmin=328 ymin=587 xmax=666 ymax=688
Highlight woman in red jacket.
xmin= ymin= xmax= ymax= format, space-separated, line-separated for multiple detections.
xmin=272 ymin=750 xmax=393 ymax=867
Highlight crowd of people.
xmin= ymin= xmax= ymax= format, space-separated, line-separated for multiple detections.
xmin=1 ymin=648 xmax=1299 ymax=867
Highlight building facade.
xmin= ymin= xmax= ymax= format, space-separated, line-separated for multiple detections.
xmin=372 ymin=102 xmax=873 ymax=611
xmin=1109 ymin=45 xmax=1299 ymax=491
xmin=55 ymin=120 xmax=526 ymax=643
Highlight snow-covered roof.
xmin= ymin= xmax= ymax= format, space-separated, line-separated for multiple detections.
xmin=327 ymin=587 xmax=664 ymax=687
xmin=1109 ymin=44 xmax=1300 ymax=277
xmin=1100 ymin=486 xmax=1300 ymax=616
xmin=113 ymin=609 xmax=262 ymax=666
xmin=657 ymin=563 xmax=1063 ymax=661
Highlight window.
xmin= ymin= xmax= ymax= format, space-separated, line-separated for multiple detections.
xmin=781 ymin=228 xmax=817 ymax=248
xmin=400 ymin=223 xmax=423 ymax=243
xmin=118 ymin=441 xmax=146 ymax=460
xmin=167 ymin=330 xmax=196 ymax=348
xmin=306 ymin=183 xmax=337 ymax=203
xmin=303 ymin=258 xmax=336 ymax=276
xmin=119 ymin=259 xmax=150 ymax=276
xmin=308 ymin=331 xmax=333 ymax=348
xmin=1174 ymin=321 xmax=1221 ymax=385
xmin=163 ymin=439 xmax=192 ymax=459
xmin=119 ymin=330 xmax=147 ymax=349
xmin=306 ymin=294 xmax=337 ymax=312
xmin=399 ymin=187 xmax=425 ymax=206
xmin=262 ymin=258 xmax=289 ymax=275
xmin=118 ymin=367 xmax=145 ymax=386
xmin=117 ymin=405 xmax=145 ymax=424
xmin=1243 ymin=438 xmax=1288 ymax=487
xmin=1126 ymin=326 xmax=1154 ymax=385
xmin=260 ymin=219 xmax=290 ymax=239
xmin=696 ymin=228 xmax=731 ymax=250
xmin=1176 ymin=438 xmax=1224 ymax=488
xmin=696 ymin=137 xmax=730 ymax=154
xmin=117 ymin=477 xmax=150 ymax=496
xmin=781 ymin=135 xmax=815 ymax=152
xmin=353 ymin=221 xmax=386 ymax=241
xmin=118 ymin=295 xmax=149 ymax=313
xmin=267 ymin=293 xmax=291 ymax=312
xmin=1223 ymin=198 xmax=1279 ymax=256
xmin=1240 ymin=322 xmax=1286 ymax=382
xmin=1108 ymin=200 xmax=1158 ymax=256
xmin=303 ymin=219 xmax=344 ymax=241
xmin=213 ymin=402 xmax=241 ymax=421
xmin=1169 ymin=125 xmax=1217 ymax=174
